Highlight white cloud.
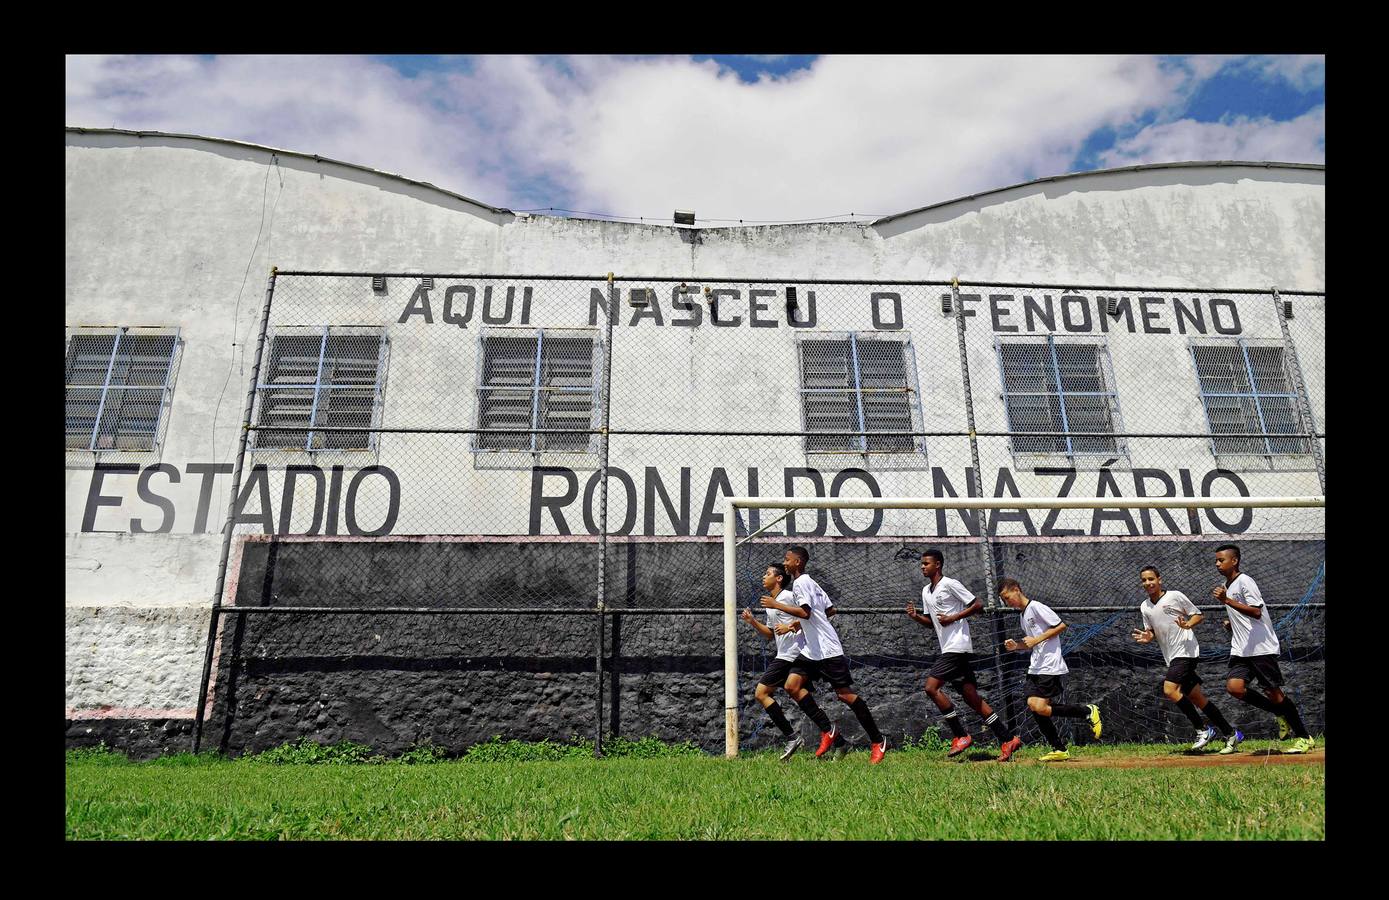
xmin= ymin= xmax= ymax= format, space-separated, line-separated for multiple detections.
xmin=65 ymin=54 xmax=505 ymax=203
xmin=456 ymin=54 xmax=1186 ymax=220
xmin=68 ymin=54 xmax=1308 ymax=222
xmin=1099 ymin=106 xmax=1325 ymax=168
xmin=1244 ymin=55 xmax=1325 ymax=91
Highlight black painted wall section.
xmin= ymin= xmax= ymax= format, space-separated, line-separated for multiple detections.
xmin=72 ymin=536 xmax=1326 ymax=758
xmin=66 ymin=718 xmax=194 ymax=760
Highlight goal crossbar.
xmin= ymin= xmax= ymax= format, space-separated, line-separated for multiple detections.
xmin=719 ymin=495 xmax=1324 ymax=758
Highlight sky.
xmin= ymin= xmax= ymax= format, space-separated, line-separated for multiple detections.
xmin=65 ymin=54 xmax=1324 ymax=225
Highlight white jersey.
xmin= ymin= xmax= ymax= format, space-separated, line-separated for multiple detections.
xmin=1225 ymin=572 xmax=1280 ymax=657
xmin=1140 ymin=590 xmax=1201 ymax=665
xmin=1021 ymin=599 xmax=1068 ymax=675
xmin=763 ymin=589 xmax=806 ymax=662
xmin=791 ymin=573 xmax=844 ymax=661
xmin=922 ymin=576 xmax=976 ymax=654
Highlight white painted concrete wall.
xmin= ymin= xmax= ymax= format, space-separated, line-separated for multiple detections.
xmin=65 ymin=131 xmax=1325 ymax=716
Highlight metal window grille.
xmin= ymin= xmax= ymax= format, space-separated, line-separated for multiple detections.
xmin=1191 ymin=340 xmax=1308 ymax=456
xmin=65 ymin=329 xmax=178 ymax=452
xmin=797 ymin=333 xmax=920 ymax=455
xmin=997 ymin=335 xmax=1122 ymax=456
xmin=475 ymin=329 xmax=597 ymax=453
xmin=253 ymin=328 xmax=387 ymax=450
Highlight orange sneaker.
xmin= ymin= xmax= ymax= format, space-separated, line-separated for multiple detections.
xmin=869 ymin=738 xmax=887 ymax=765
xmin=998 ymin=736 xmax=1023 ymax=762
xmin=815 ymin=725 xmax=839 ymax=758
xmin=947 ymin=734 xmax=973 ymax=757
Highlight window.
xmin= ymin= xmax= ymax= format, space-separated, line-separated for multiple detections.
xmin=997 ymin=336 xmax=1122 ymax=456
xmin=797 ymin=334 xmax=921 ymax=454
xmin=254 ymin=329 xmax=386 ymax=450
xmin=65 ymin=329 xmax=178 ymax=452
xmin=476 ymin=330 xmax=597 ymax=453
xmin=1191 ymin=340 xmax=1307 ymax=456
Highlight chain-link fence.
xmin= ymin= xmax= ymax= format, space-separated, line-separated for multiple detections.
xmin=194 ymin=274 xmax=1325 ymax=756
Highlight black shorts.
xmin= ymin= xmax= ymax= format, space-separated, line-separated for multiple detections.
xmin=1227 ymin=654 xmax=1284 ymax=688
xmin=1024 ymin=674 xmax=1066 ymax=700
xmin=1164 ymin=657 xmax=1202 ymax=693
xmin=927 ymin=652 xmax=978 ymax=686
xmin=790 ymin=654 xmax=855 ymax=689
xmin=758 ymin=658 xmax=804 ymax=689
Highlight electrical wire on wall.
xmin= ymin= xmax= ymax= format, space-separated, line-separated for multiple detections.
xmin=209 ymin=153 xmax=283 ymax=474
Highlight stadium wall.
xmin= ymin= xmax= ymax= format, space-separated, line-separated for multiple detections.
xmin=65 ymin=129 xmax=1325 ymax=756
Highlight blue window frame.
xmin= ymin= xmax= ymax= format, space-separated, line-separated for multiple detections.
xmin=475 ymin=329 xmax=598 ymax=454
xmin=796 ymin=333 xmax=924 ymax=456
xmin=996 ymin=335 xmax=1122 ymax=457
xmin=1191 ymin=340 xmax=1307 ymax=456
xmin=254 ymin=328 xmax=387 ymax=451
xmin=65 ymin=328 xmax=179 ymax=452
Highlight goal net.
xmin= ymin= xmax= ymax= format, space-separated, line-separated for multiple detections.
xmin=721 ymin=495 xmax=1325 ymax=758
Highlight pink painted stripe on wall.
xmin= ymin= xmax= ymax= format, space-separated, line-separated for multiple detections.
xmin=68 ymin=708 xmax=196 ymax=720
xmin=242 ymin=532 xmax=1320 ymax=545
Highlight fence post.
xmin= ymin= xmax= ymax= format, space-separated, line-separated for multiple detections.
xmin=1272 ymin=287 xmax=1326 ymax=494
xmin=594 ymin=273 xmax=617 ymax=758
xmin=950 ymin=278 xmax=1009 ymax=732
xmin=192 ymin=268 xmax=277 ymax=753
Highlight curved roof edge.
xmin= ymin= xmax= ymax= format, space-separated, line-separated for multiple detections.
xmin=871 ymin=160 xmax=1325 ymax=227
xmin=65 ymin=126 xmax=514 ymax=217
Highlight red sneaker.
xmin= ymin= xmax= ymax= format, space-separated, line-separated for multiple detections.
xmin=815 ymin=725 xmax=839 ymax=758
xmin=947 ymin=734 xmax=973 ymax=757
xmin=998 ymin=736 xmax=1023 ymax=763
xmin=869 ymin=738 xmax=887 ymax=765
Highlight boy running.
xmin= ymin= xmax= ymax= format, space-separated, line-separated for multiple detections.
xmin=1213 ymin=543 xmax=1314 ymax=754
xmin=761 ymin=545 xmax=889 ymax=764
xmin=905 ymin=549 xmax=1022 ymax=761
xmin=741 ymin=562 xmax=835 ymax=760
xmin=1130 ymin=565 xmax=1235 ymax=751
xmin=999 ymin=578 xmax=1102 ymax=762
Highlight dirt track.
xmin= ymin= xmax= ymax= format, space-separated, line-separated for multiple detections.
xmin=1012 ymin=749 xmax=1326 ymax=769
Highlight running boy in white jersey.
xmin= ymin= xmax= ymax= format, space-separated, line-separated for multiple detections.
xmin=761 ymin=545 xmax=889 ymax=764
xmin=1131 ymin=565 xmax=1235 ymax=751
xmin=741 ymin=562 xmax=836 ymax=760
xmin=999 ymin=578 xmax=1102 ymax=762
xmin=905 ymin=549 xmax=1022 ymax=761
xmin=1213 ymin=543 xmax=1314 ymax=754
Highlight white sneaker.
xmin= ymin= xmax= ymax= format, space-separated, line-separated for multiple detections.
xmin=1219 ymin=729 xmax=1245 ymax=755
xmin=780 ymin=735 xmax=804 ymax=761
xmin=1191 ymin=725 xmax=1218 ymax=751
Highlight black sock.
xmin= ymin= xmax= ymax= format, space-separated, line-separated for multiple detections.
xmin=983 ymin=712 xmax=1013 ymax=743
xmin=940 ymin=706 xmax=968 ymax=738
xmin=1050 ymin=702 xmax=1090 ymax=719
xmin=848 ymin=697 xmax=883 ymax=744
xmin=1238 ymin=688 xmax=1281 ymax=714
xmin=1201 ymin=701 xmax=1233 ymax=736
xmin=1276 ymin=698 xmax=1310 ymax=739
xmin=795 ymin=694 xmax=833 ymax=733
xmin=1031 ymin=711 xmax=1065 ymax=751
xmin=764 ymin=702 xmax=794 ymax=738
xmin=1175 ymin=697 xmax=1206 ymax=729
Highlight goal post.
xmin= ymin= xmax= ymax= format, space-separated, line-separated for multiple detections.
xmin=721 ymin=494 xmax=1325 ymax=759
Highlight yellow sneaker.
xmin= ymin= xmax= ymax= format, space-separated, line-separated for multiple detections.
xmin=1285 ymin=736 xmax=1315 ymax=754
xmin=1087 ymin=704 xmax=1103 ymax=740
xmin=1039 ymin=749 xmax=1071 ymax=762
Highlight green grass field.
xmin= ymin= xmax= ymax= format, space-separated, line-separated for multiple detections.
xmin=66 ymin=739 xmax=1324 ymax=840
